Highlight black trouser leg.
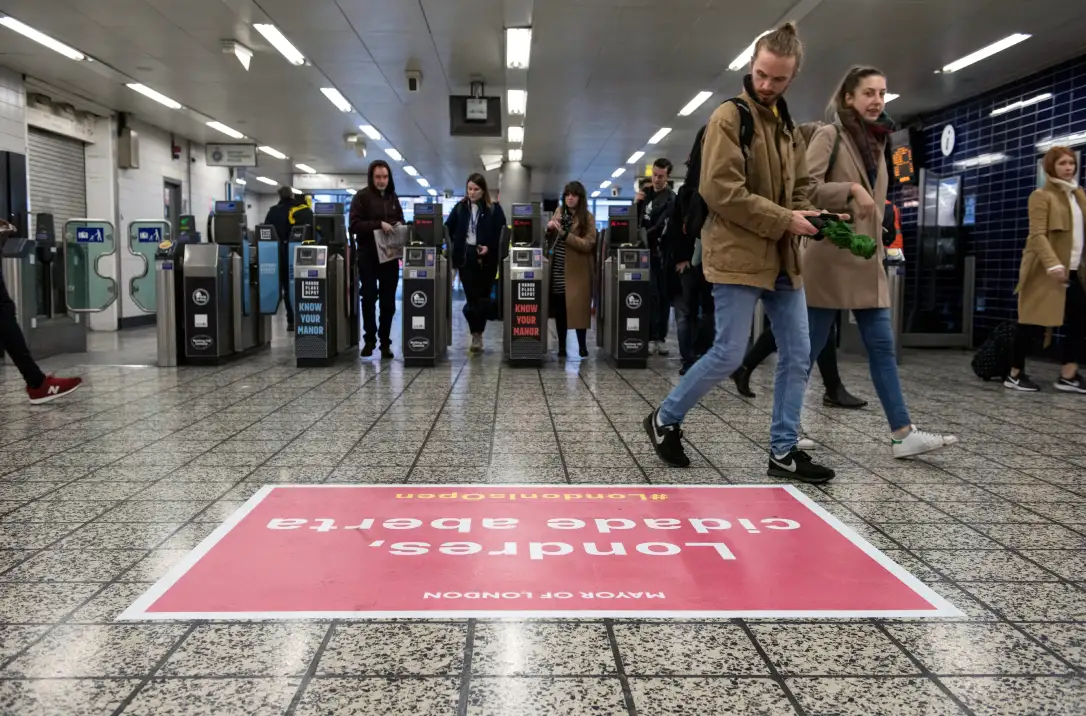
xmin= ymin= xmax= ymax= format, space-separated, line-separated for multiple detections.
xmin=1011 ymin=324 xmax=1040 ymax=372
xmin=1062 ymin=273 xmax=1086 ymax=367
xmin=359 ymin=261 xmax=379 ymax=345
xmin=377 ymin=260 xmax=399 ymax=347
xmin=0 ymin=270 xmax=46 ymax=388
xmin=743 ymin=327 xmax=778 ymax=371
xmin=551 ymin=293 xmax=567 ymax=351
xmin=576 ymin=329 xmax=587 ymax=352
xmin=278 ymin=246 xmax=293 ymax=324
xmin=695 ymin=276 xmax=715 ymax=357
xmin=461 ymin=259 xmax=494 ymax=335
xmin=817 ymin=322 xmax=843 ymax=391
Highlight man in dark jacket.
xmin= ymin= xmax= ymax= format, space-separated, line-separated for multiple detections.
xmin=666 ymin=169 xmax=714 ymax=376
xmin=264 ymin=186 xmax=297 ymax=330
xmin=636 ymin=158 xmax=676 ymax=355
xmin=349 ymin=160 xmax=404 ymax=358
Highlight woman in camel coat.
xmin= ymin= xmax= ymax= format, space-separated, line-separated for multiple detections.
xmin=545 ymin=181 xmax=597 ymax=357
xmin=1006 ymin=146 xmax=1086 ymax=392
xmin=804 ymin=66 xmax=956 ymax=459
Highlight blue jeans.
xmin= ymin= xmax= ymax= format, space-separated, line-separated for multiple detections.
xmin=808 ymin=307 xmax=910 ymax=431
xmin=659 ymin=275 xmax=810 ymax=455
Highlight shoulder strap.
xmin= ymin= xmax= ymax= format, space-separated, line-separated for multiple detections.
xmin=724 ymin=97 xmax=755 ymax=159
xmin=826 ymin=126 xmax=842 ymax=177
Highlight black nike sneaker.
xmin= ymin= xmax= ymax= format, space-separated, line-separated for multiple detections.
xmin=767 ymin=448 xmax=836 ymax=484
xmin=644 ymin=409 xmax=691 ymax=468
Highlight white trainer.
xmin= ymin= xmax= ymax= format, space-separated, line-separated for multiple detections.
xmin=797 ymin=423 xmax=816 ymax=450
xmin=891 ymin=426 xmax=959 ymax=459
xmin=470 ymin=334 xmax=484 ymax=352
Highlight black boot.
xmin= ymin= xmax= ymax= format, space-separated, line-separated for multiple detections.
xmin=380 ymin=342 xmax=394 ymax=360
xmin=732 ymin=366 xmax=755 ymax=398
xmin=361 ymin=341 xmax=376 ymax=358
xmin=823 ymin=384 xmax=867 ymax=409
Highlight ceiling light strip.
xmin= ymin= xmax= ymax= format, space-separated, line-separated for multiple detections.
xmin=678 ymin=91 xmax=713 ymax=116
xmin=942 ymin=33 xmax=1031 ymax=74
xmin=319 ymin=87 xmax=353 ymax=113
xmin=0 ymin=16 xmax=85 ymax=61
xmin=126 ymin=83 xmax=182 ymax=109
xmin=253 ymin=23 xmax=306 ymax=66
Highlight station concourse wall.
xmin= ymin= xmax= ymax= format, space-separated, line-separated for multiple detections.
xmin=898 ymin=55 xmax=1086 ymax=348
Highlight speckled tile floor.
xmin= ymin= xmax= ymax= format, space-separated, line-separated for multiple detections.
xmin=1 ymin=303 xmax=1086 ymax=715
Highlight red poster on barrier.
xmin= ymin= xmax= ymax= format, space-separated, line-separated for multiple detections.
xmin=120 ymin=485 xmax=960 ymax=620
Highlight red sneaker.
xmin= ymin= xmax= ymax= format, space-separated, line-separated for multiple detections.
xmin=27 ymin=375 xmax=82 ymax=405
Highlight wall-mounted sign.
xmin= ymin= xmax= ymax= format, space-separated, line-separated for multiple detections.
xmin=940 ymin=125 xmax=956 ymax=157
xmin=206 ymin=144 xmax=258 ymax=167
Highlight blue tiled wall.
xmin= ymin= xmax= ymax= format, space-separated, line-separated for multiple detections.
xmin=897 ymin=55 xmax=1086 ymax=346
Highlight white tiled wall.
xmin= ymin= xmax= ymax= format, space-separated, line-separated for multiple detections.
xmin=0 ymin=67 xmax=26 ymax=155
xmin=116 ymin=120 xmax=230 ymax=321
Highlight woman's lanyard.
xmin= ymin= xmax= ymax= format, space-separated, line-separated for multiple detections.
xmin=469 ymin=204 xmax=480 ymax=237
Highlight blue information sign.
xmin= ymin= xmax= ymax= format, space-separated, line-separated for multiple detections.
xmin=76 ymin=227 xmax=105 ymax=243
xmin=137 ymin=227 xmax=162 ymax=243
xmin=611 ymin=205 xmax=630 ymax=216
xmin=512 ymin=204 xmax=534 ymax=217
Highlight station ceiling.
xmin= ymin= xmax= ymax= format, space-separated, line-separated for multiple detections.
xmin=0 ymin=0 xmax=1083 ymax=197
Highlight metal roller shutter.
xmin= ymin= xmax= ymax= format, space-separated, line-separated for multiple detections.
xmin=28 ymin=128 xmax=87 ymax=239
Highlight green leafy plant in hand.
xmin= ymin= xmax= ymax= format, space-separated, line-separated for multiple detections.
xmin=810 ymin=215 xmax=877 ymax=260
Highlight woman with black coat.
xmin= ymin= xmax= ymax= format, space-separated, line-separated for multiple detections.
xmin=446 ymin=173 xmax=507 ymax=352
xmin=349 ymin=160 xmax=405 ymax=358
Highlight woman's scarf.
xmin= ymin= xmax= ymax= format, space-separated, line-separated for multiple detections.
xmin=560 ymin=205 xmax=574 ymax=235
xmin=839 ymin=108 xmax=894 ymax=188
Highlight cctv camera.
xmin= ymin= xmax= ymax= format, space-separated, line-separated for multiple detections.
xmin=406 ymin=70 xmax=422 ymax=93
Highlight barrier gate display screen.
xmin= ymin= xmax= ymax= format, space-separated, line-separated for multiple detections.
xmin=610 ymin=205 xmax=632 ymax=245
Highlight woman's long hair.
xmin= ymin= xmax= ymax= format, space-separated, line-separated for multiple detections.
xmin=826 ymin=65 xmax=885 ymax=122
xmin=465 ymin=172 xmax=492 ymax=209
xmin=562 ymin=181 xmax=591 ymax=230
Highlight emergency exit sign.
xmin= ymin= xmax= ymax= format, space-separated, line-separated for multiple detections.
xmin=120 ymin=485 xmax=960 ymax=620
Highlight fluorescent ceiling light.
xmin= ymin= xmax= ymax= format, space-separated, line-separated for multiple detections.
xmin=207 ymin=121 xmax=244 ymax=139
xmin=942 ymin=33 xmax=1031 ymax=73
xmin=427 ymin=189 xmax=438 ymax=197
xmin=291 ymin=187 xmax=303 ymax=194
xmin=991 ymin=92 xmax=1052 ymax=116
xmin=258 ymin=146 xmax=287 ymax=159
xmin=506 ymin=28 xmax=532 ymax=69
xmin=600 ymin=180 xmax=612 ymax=189
xmin=885 ymin=93 xmax=900 ymax=103
xmin=403 ymin=165 xmax=419 ymax=177
xmin=508 ymin=126 xmax=524 ymax=143
xmin=235 ymin=178 xmax=247 ymax=186
xmin=591 ymin=190 xmax=600 ymax=198
xmin=627 ymin=151 xmax=645 ymax=165
xmin=253 ymin=23 xmax=305 ymax=66
xmin=126 ymin=83 xmax=182 ymax=110
xmin=0 ymin=16 xmax=85 ymax=61
xmin=345 ymin=188 xmax=357 ymax=195
xmin=320 ymin=87 xmax=353 ymax=112
xmin=647 ymin=128 xmax=672 ymax=145
xmin=385 ymin=147 xmax=403 ymax=161
xmin=232 ymin=43 xmax=252 ymax=71
xmin=483 ymin=159 xmax=503 ymax=171
xmin=255 ymin=176 xmax=277 ymax=186
xmin=953 ymin=152 xmax=1007 ymax=169
xmin=417 ymin=178 xmax=430 ymax=188
xmin=612 ymin=168 xmax=626 ymax=178
xmin=359 ymin=125 xmax=382 ymax=141
xmin=295 ymin=163 xmax=316 ymax=174
xmin=678 ymin=91 xmax=713 ymax=116
xmin=729 ymin=30 xmax=771 ymax=71
xmin=508 ymin=148 xmax=523 ymax=161
xmin=1036 ymin=131 xmax=1086 ymax=152
xmin=507 ymin=89 xmax=527 ymax=115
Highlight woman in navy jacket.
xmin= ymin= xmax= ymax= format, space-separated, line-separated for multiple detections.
xmin=446 ymin=173 xmax=507 ymax=352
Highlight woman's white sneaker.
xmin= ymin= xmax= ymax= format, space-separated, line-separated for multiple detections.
xmin=891 ymin=426 xmax=959 ymax=459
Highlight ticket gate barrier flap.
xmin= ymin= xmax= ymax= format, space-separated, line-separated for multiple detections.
xmin=256 ymin=240 xmax=281 ymax=315
xmin=1 ymin=236 xmax=86 ymax=359
xmin=183 ymin=243 xmax=232 ymax=362
xmin=607 ymin=248 xmax=651 ymax=367
xmin=62 ymin=220 xmax=118 ymax=313
xmin=128 ymin=220 xmax=170 ymax=314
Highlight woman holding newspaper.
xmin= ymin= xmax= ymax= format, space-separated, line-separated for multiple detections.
xmin=446 ymin=173 xmax=507 ymax=352
xmin=349 ymin=159 xmax=406 ymax=359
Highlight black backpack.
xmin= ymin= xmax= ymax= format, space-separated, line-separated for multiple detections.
xmin=684 ymin=98 xmax=757 ymax=243
xmin=971 ymin=322 xmax=1016 ymax=381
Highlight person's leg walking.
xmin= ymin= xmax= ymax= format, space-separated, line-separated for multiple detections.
xmin=1006 ymin=324 xmax=1041 ymax=391
xmin=551 ymin=294 xmax=568 ymax=355
xmin=731 ymin=327 xmax=777 ymax=398
xmin=0 ymin=270 xmax=80 ymax=403
xmin=656 ymin=283 xmax=759 ymax=426
xmin=1056 ymin=275 xmax=1086 ymax=391
xmin=817 ymin=322 xmax=868 ymax=408
xmin=377 ymin=260 xmax=399 ymax=353
xmin=359 ymin=261 xmax=379 ymax=351
xmin=675 ymin=268 xmax=697 ymax=370
xmin=764 ymin=281 xmax=812 ymax=458
xmin=695 ymin=274 xmax=715 ymax=356
xmin=278 ymin=245 xmax=294 ymax=328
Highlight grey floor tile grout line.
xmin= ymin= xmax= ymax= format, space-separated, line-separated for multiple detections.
xmin=536 ymin=369 xmax=572 ymax=485
xmin=872 ymin=622 xmax=978 ymax=716
xmin=455 ymin=619 xmax=476 ymax=716
xmin=0 ymin=672 xmax=1083 ymax=682
xmin=283 ymin=621 xmax=338 ymax=716
xmin=0 ymin=362 xmax=378 ymax=674
xmin=108 ymin=622 xmax=200 ymax=716
xmin=485 ymin=366 xmax=502 ymax=472
xmin=403 ymin=363 xmax=468 ymax=483
xmin=736 ymin=618 xmax=808 ymax=716
xmin=604 ymin=619 xmax=639 ymax=716
xmin=573 ymin=370 xmax=654 ymax=485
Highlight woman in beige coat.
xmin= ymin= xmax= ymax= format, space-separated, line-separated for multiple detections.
xmin=804 ymin=66 xmax=957 ymax=459
xmin=1006 ymin=146 xmax=1086 ymax=392
xmin=545 ymin=181 xmax=597 ymax=358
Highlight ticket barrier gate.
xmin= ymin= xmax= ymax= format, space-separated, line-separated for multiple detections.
xmin=154 ymin=223 xmax=201 ymax=367
xmin=0 ymin=213 xmax=90 ymax=360
xmin=503 ymin=203 xmax=548 ymax=366
xmin=293 ymin=202 xmax=356 ymax=366
xmin=183 ymin=200 xmax=278 ymax=364
xmin=128 ymin=219 xmax=171 ymax=321
xmin=598 ymin=203 xmax=649 ymax=368
xmin=402 ymin=202 xmax=450 ymax=367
